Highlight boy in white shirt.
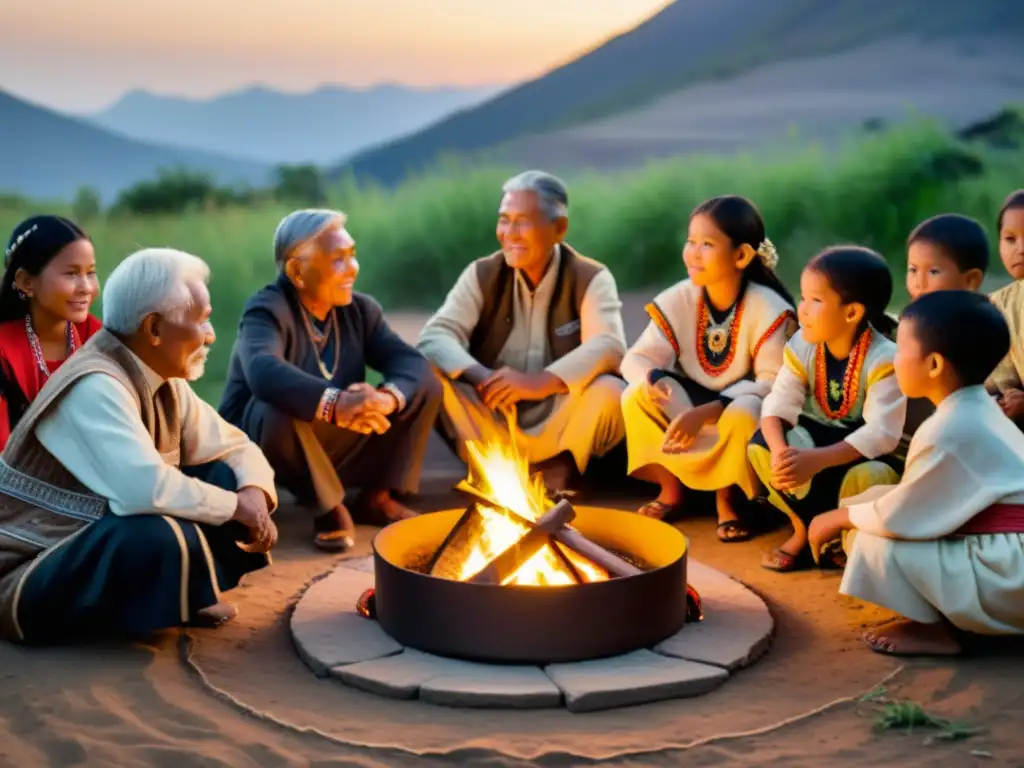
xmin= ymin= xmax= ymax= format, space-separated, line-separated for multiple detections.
xmin=809 ymin=291 xmax=1024 ymax=656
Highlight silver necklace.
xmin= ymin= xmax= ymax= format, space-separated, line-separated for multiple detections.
xmin=300 ymin=309 xmax=341 ymax=380
xmin=25 ymin=315 xmax=75 ymax=378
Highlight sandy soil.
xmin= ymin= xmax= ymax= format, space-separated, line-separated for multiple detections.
xmin=502 ymin=36 xmax=1024 ymax=172
xmin=2 ymin=296 xmax=1022 ymax=767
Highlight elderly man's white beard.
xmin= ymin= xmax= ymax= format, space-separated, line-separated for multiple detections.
xmin=185 ymin=347 xmax=209 ymax=381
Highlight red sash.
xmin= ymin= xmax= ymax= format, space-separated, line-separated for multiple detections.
xmin=953 ymin=504 xmax=1024 ymax=536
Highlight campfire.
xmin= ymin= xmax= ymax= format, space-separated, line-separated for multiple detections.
xmin=366 ymin=437 xmax=695 ymax=664
xmin=424 ymin=440 xmax=643 ymax=587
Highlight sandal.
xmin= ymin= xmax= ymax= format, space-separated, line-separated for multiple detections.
xmin=637 ymin=500 xmax=680 ymax=520
xmin=313 ymin=505 xmax=356 ymax=553
xmin=761 ymin=546 xmax=811 ymax=572
xmin=716 ymin=519 xmax=752 ymax=543
xmin=817 ymin=538 xmax=847 ymax=569
xmin=192 ymin=602 xmax=238 ymax=628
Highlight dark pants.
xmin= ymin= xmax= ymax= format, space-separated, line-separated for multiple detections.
xmin=240 ymin=374 xmax=443 ymax=511
xmin=16 ymin=462 xmax=267 ymax=645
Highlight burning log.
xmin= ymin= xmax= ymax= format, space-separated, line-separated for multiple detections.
xmin=552 ymin=527 xmax=642 ymax=578
xmin=455 ymin=482 xmax=642 ymax=579
xmin=468 ymin=500 xmax=576 ymax=584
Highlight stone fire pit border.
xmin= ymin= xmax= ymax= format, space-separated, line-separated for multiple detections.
xmin=290 ymin=555 xmax=773 ymax=713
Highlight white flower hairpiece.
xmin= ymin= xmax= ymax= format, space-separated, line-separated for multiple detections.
xmin=4 ymin=224 xmax=38 ymax=262
xmin=756 ymin=238 xmax=778 ymax=270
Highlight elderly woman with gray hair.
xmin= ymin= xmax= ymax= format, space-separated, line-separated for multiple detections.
xmin=218 ymin=209 xmax=441 ymax=551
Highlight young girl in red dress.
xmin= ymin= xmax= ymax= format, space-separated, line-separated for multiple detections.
xmin=0 ymin=216 xmax=102 ymax=449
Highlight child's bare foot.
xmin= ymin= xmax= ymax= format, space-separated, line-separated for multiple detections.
xmin=863 ymin=618 xmax=962 ymax=656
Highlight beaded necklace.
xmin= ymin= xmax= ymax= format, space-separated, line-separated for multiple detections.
xmin=300 ymin=307 xmax=342 ymax=380
xmin=695 ymin=290 xmax=745 ymax=377
xmin=25 ymin=315 xmax=77 ymax=379
xmin=814 ymin=328 xmax=871 ymax=420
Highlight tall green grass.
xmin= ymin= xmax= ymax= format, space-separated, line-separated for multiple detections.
xmin=2 ymin=116 xmax=1021 ymax=400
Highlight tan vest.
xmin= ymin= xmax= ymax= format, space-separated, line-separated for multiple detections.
xmin=0 ymin=329 xmax=183 ymax=640
xmin=468 ymin=243 xmax=605 ymax=369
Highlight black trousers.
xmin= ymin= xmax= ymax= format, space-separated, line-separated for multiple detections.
xmin=240 ymin=374 xmax=443 ymax=510
xmin=16 ymin=462 xmax=267 ymax=645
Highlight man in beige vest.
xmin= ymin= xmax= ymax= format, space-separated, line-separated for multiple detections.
xmin=417 ymin=170 xmax=627 ymax=492
xmin=0 ymin=248 xmax=278 ymax=644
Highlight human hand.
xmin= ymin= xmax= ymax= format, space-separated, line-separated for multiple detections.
xmin=232 ymin=486 xmax=277 ymax=552
xmin=1000 ymin=389 xmax=1024 ymax=421
xmin=663 ymin=409 xmax=706 ymax=453
xmin=771 ymin=447 xmax=821 ymax=491
xmin=808 ymin=509 xmax=846 ymax=556
xmin=347 ymin=382 xmax=398 ymax=416
xmin=334 ymin=389 xmax=390 ymax=434
xmin=479 ymin=368 xmax=555 ymax=410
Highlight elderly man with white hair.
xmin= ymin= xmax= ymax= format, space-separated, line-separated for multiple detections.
xmin=417 ymin=170 xmax=628 ymax=494
xmin=218 ymin=208 xmax=441 ymax=552
xmin=0 ymin=248 xmax=278 ymax=645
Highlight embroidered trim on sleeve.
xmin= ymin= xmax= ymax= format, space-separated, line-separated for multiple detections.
xmin=866 ymin=362 xmax=895 ymax=389
xmin=783 ymin=345 xmax=807 ymax=385
xmin=644 ymin=301 xmax=681 ymax=359
xmin=752 ymin=310 xmax=797 ymax=361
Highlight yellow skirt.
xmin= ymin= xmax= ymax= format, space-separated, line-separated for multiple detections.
xmin=622 ymin=376 xmax=760 ymax=498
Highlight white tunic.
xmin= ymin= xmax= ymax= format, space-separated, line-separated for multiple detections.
xmin=761 ymin=328 xmax=906 ymax=459
xmin=35 ymin=350 xmax=278 ymax=526
xmin=621 ymin=279 xmax=796 ymax=496
xmin=840 ymin=386 xmax=1024 ymax=634
xmin=416 ymin=247 xmax=628 ymax=469
xmin=622 ymin=279 xmax=796 ymax=398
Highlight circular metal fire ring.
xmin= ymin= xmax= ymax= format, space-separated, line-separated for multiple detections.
xmin=373 ymin=507 xmax=688 ymax=664
xmin=290 ymin=507 xmax=775 ymax=712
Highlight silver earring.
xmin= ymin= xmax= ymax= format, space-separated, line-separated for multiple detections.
xmin=15 ymin=287 xmax=25 ymax=300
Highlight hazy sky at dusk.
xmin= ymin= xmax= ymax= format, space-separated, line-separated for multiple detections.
xmin=1 ymin=0 xmax=671 ymax=113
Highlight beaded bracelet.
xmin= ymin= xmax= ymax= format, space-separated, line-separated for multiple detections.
xmin=317 ymin=387 xmax=341 ymax=422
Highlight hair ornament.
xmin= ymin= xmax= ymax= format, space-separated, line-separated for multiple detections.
xmin=4 ymin=224 xmax=38 ymax=262
xmin=757 ymin=238 xmax=778 ymax=270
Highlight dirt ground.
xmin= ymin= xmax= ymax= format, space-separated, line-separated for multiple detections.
xmin=1 ymin=298 xmax=1022 ymax=768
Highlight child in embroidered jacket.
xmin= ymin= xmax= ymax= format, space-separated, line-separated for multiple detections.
xmin=620 ymin=195 xmax=797 ymax=541
xmin=749 ymin=246 xmax=907 ymax=571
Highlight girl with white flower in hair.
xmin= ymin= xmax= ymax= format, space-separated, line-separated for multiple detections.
xmin=749 ymin=246 xmax=906 ymax=571
xmin=621 ymin=195 xmax=797 ymax=541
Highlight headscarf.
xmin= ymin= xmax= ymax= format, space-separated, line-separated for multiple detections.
xmin=0 ymin=215 xmax=89 ymax=323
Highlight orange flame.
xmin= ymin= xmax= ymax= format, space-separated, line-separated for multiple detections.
xmin=455 ymin=439 xmax=608 ymax=586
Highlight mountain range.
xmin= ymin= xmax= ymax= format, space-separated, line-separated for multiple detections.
xmin=330 ymin=0 xmax=1024 ymax=183
xmin=0 ymin=89 xmax=270 ymax=202
xmin=3 ymin=0 xmax=1022 ymax=202
xmin=88 ymin=83 xmax=502 ymax=165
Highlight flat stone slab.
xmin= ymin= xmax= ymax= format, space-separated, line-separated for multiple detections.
xmin=337 ymin=555 xmax=375 ymax=573
xmin=545 ymin=649 xmax=729 ymax=713
xmin=291 ymin=566 xmax=402 ymax=676
xmin=333 ymin=649 xmax=561 ymax=708
xmin=654 ymin=561 xmax=774 ymax=670
xmin=291 ymin=556 xmax=769 ymax=710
